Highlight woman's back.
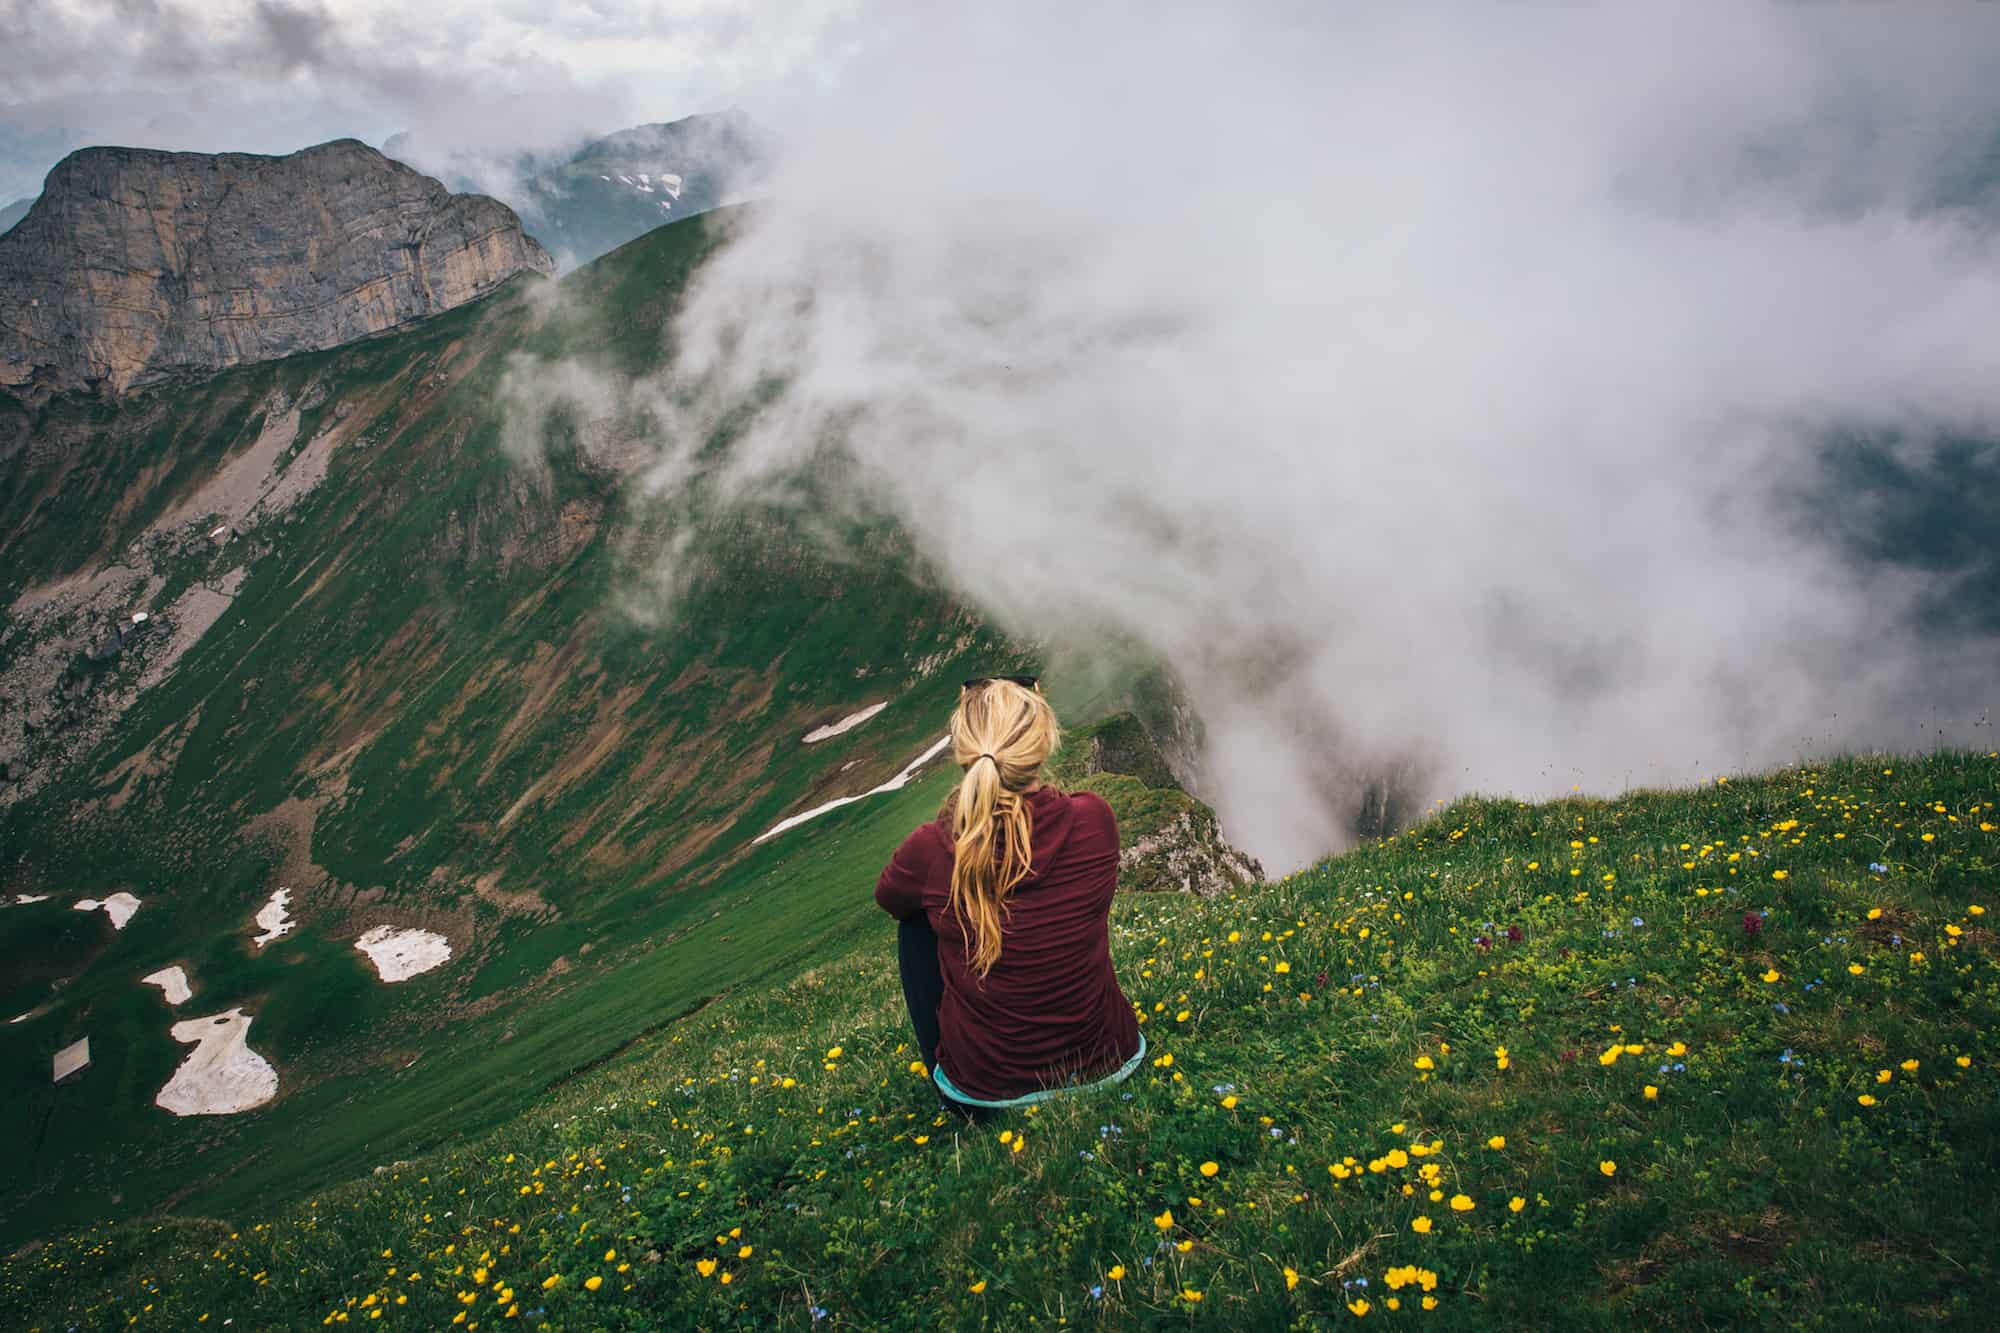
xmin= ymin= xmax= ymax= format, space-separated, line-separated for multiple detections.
xmin=877 ymin=785 xmax=1141 ymax=1101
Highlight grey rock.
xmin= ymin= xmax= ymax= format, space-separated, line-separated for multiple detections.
xmin=0 ymin=139 xmax=552 ymax=396
xmin=1120 ymin=807 xmax=1265 ymax=898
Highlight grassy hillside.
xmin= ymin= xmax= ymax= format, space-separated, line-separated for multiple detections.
xmin=7 ymin=750 xmax=1993 ymax=1329
xmin=0 ymin=211 xmax=1072 ymax=1245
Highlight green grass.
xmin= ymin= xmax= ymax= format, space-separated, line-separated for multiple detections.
xmin=6 ymin=750 xmax=1994 ymax=1329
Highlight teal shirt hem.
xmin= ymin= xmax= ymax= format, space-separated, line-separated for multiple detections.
xmin=932 ymin=1030 xmax=1148 ymax=1109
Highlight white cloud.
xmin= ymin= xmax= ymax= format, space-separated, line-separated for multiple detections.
xmin=0 ymin=0 xmax=853 ymax=197
xmin=620 ymin=3 xmax=2000 ymax=867
xmin=10 ymin=0 xmax=1998 ymax=869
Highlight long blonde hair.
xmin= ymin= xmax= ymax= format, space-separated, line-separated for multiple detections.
xmin=943 ymin=678 xmax=1062 ymax=977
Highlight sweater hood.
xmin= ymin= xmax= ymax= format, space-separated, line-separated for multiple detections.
xmin=1021 ymin=785 xmax=1081 ymax=882
xmin=932 ymin=785 xmax=1083 ymax=886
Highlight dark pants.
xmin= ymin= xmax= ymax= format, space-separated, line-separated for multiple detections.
xmin=897 ymin=916 xmax=994 ymax=1124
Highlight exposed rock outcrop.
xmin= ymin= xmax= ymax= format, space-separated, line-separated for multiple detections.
xmin=1118 ymin=806 xmax=1265 ymax=898
xmin=1049 ymin=712 xmax=1265 ymax=897
xmin=0 ymin=140 xmax=551 ymax=396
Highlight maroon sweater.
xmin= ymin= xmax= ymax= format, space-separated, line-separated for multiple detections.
xmin=875 ymin=786 xmax=1143 ymax=1101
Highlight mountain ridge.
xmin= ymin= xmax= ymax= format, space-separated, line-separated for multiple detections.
xmin=385 ymin=109 xmax=771 ymax=271
xmin=0 ymin=138 xmax=552 ymax=397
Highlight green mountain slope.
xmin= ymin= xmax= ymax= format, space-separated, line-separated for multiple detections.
xmin=0 ymin=211 xmax=1046 ymax=1246
xmin=0 ymin=203 xmax=1243 ymax=1254
xmin=5 ymin=752 xmax=1993 ymax=1328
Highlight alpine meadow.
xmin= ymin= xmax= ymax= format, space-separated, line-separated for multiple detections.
xmin=3 ymin=4 xmax=2000 ymax=1331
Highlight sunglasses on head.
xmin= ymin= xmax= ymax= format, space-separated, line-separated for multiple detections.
xmin=961 ymin=674 xmax=1041 ymax=692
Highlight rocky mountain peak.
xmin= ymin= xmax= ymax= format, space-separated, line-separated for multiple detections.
xmin=0 ymin=138 xmax=552 ymax=396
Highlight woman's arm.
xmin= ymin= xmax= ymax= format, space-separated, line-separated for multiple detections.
xmin=874 ymin=824 xmax=936 ymax=921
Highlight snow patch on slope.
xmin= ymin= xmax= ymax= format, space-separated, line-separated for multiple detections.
xmin=251 ymin=888 xmax=295 ymax=947
xmin=155 ymin=1008 xmax=278 ymax=1115
xmin=353 ymin=925 xmax=452 ymax=982
xmin=142 ymin=966 xmax=192 ymax=1005
xmin=73 ymin=891 xmax=142 ymax=929
xmin=753 ymin=734 xmax=952 ymax=845
xmin=803 ymin=701 xmax=888 ymax=744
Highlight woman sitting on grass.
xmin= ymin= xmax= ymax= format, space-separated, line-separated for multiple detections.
xmin=875 ymin=675 xmax=1146 ymax=1120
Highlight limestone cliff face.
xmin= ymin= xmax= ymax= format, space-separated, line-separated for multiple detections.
xmin=0 ymin=139 xmax=553 ymax=395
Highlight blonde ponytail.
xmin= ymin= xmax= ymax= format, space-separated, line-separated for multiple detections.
xmin=944 ymin=678 xmax=1061 ymax=977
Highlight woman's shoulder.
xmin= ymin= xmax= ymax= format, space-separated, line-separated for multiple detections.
xmin=1061 ymin=786 xmax=1111 ymax=813
xmin=1054 ymin=787 xmax=1118 ymax=833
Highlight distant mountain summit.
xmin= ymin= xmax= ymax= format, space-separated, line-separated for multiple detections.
xmin=0 ymin=197 xmax=29 ymax=237
xmin=389 ymin=110 xmax=772 ymax=270
xmin=0 ymin=139 xmax=552 ymax=397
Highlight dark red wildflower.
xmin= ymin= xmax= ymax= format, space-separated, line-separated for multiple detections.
xmin=1506 ymin=926 xmax=1523 ymax=943
xmin=1742 ymin=912 xmax=1763 ymax=936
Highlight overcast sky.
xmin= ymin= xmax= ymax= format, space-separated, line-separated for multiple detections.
xmin=0 ymin=0 xmax=862 ymax=201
